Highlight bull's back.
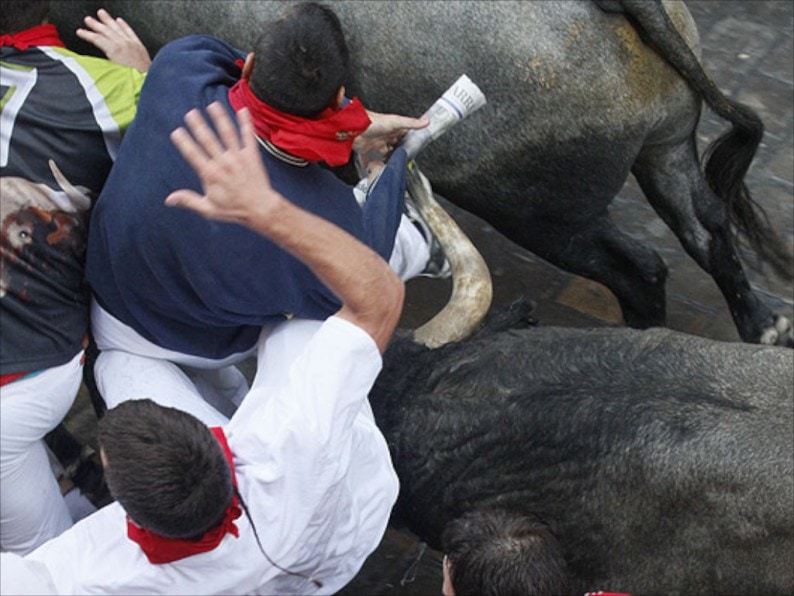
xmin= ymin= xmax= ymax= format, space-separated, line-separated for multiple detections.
xmin=342 ymin=0 xmax=701 ymax=222
xmin=346 ymin=0 xmax=701 ymax=221
xmin=378 ymin=326 xmax=794 ymax=593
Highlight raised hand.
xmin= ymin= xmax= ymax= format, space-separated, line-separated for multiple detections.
xmin=165 ymin=102 xmax=284 ymax=227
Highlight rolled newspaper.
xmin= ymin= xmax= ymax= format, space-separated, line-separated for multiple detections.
xmin=400 ymin=74 xmax=486 ymax=160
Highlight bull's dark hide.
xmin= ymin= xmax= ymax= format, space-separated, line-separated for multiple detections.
xmin=50 ymin=0 xmax=793 ymax=346
xmin=372 ymin=300 xmax=794 ymax=594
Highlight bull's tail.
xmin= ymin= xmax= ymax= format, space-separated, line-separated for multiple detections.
xmin=594 ymin=0 xmax=792 ymax=279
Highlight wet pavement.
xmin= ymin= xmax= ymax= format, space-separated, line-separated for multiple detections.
xmin=57 ymin=1 xmax=792 ymax=594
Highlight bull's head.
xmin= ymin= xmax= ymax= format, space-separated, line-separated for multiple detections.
xmin=0 ymin=161 xmax=93 ymax=299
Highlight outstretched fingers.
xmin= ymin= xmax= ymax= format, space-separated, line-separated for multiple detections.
xmin=81 ymin=8 xmax=118 ymax=37
xmin=206 ymin=102 xmax=242 ymax=153
xmin=234 ymin=106 xmax=259 ymax=155
xmin=166 ymin=102 xmax=279 ymax=225
xmin=170 ymin=110 xmax=211 ymax=174
xmin=112 ymin=15 xmax=143 ymax=43
xmin=178 ymin=103 xmax=252 ymax=162
xmin=76 ymin=9 xmax=151 ymax=72
xmin=183 ymin=107 xmax=227 ymax=160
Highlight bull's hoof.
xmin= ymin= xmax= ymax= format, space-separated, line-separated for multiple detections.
xmin=759 ymin=315 xmax=793 ymax=348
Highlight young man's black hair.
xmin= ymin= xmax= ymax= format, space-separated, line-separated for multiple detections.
xmin=442 ymin=508 xmax=573 ymax=596
xmin=248 ymin=1 xmax=349 ymax=118
xmin=98 ymin=399 xmax=233 ymax=539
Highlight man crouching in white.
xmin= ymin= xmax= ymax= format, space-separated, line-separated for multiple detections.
xmin=0 ymin=102 xmax=403 ymax=595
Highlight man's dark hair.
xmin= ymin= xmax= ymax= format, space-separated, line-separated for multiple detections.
xmin=1 ymin=0 xmax=50 ymax=35
xmin=98 ymin=399 xmax=233 ymax=539
xmin=442 ymin=509 xmax=573 ymax=596
xmin=249 ymin=2 xmax=349 ymax=118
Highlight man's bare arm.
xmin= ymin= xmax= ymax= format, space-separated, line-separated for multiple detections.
xmin=165 ymin=102 xmax=404 ymax=352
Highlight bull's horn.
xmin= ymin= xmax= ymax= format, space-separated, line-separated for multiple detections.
xmin=408 ymin=164 xmax=492 ymax=348
xmin=48 ymin=160 xmax=92 ymax=211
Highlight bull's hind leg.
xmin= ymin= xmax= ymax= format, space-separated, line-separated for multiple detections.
xmin=632 ymin=138 xmax=792 ymax=346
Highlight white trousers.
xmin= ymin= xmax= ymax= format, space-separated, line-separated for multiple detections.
xmin=91 ymin=224 xmax=429 ymax=425
xmin=91 ymin=300 xmax=252 ymax=427
xmin=0 ymin=352 xmax=83 ymax=554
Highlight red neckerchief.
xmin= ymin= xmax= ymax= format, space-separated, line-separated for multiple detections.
xmin=228 ymin=77 xmax=371 ymax=167
xmin=0 ymin=23 xmax=65 ymax=50
xmin=127 ymin=427 xmax=242 ymax=564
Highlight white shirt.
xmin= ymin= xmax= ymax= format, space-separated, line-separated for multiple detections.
xmin=0 ymin=317 xmax=399 ymax=595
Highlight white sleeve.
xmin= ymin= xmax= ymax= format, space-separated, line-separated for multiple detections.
xmin=0 ymin=552 xmax=58 ymax=595
xmin=226 ymin=316 xmax=387 ymax=556
xmin=227 ymin=315 xmax=383 ymax=483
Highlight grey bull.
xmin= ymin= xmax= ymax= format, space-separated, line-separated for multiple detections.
xmin=52 ymin=0 xmax=793 ymax=346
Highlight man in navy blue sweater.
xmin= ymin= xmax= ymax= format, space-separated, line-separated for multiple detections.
xmin=86 ymin=2 xmax=434 ymax=424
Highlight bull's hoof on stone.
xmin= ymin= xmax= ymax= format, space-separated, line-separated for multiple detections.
xmin=759 ymin=315 xmax=794 ymax=348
